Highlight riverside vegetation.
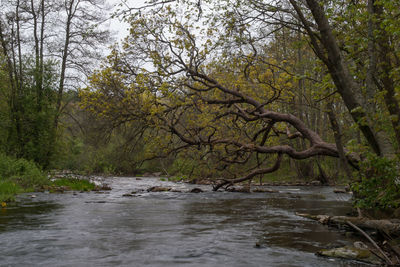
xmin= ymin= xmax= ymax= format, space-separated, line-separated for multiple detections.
xmin=0 ymin=153 xmax=96 ymax=203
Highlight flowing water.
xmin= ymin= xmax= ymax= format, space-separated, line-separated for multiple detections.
xmin=0 ymin=177 xmax=367 ymax=266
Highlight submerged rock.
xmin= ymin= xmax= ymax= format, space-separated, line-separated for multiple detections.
xmin=310 ymin=180 xmax=322 ymax=186
xmin=100 ymin=184 xmax=112 ymax=190
xmin=333 ymin=188 xmax=348 ymax=194
xmin=227 ymin=186 xmax=251 ymax=193
xmin=147 ymin=186 xmax=171 ymax=192
xmin=170 ymin=189 xmax=182 ymax=193
xmin=317 ymin=246 xmax=381 ymax=264
xmin=252 ymin=188 xmax=279 ymax=193
xmin=190 ymin=188 xmax=204 ymax=193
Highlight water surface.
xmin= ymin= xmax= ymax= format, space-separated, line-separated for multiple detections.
xmin=0 ymin=177 xmax=364 ymax=266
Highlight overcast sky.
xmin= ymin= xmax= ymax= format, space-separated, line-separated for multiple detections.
xmin=107 ymin=0 xmax=146 ymax=42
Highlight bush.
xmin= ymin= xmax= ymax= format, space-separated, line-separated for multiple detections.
xmin=352 ymin=153 xmax=400 ymax=209
xmin=0 ymin=153 xmax=48 ymax=202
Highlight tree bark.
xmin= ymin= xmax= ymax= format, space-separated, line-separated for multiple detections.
xmin=326 ymin=102 xmax=352 ymax=180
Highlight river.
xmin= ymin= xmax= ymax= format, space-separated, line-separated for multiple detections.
xmin=0 ymin=177 xmax=368 ymax=266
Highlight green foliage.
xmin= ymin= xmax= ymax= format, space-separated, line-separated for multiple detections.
xmin=0 ymin=59 xmax=59 ymax=168
xmin=352 ymin=154 xmax=400 ymax=209
xmin=0 ymin=181 xmax=20 ymax=202
xmin=0 ymin=153 xmax=49 ymax=202
xmin=0 ymin=153 xmax=48 ymax=189
xmin=51 ymin=178 xmax=95 ymax=191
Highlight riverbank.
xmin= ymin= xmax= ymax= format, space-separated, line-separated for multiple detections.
xmin=0 ymin=158 xmax=101 ymax=203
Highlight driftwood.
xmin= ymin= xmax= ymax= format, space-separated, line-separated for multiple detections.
xmin=296 ymin=213 xmax=400 ymax=237
xmin=346 ymin=220 xmax=393 ymax=264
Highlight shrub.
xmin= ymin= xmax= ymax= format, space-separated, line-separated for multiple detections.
xmin=0 ymin=153 xmax=48 ymax=202
xmin=352 ymin=153 xmax=400 ymax=209
xmin=0 ymin=153 xmax=48 ymax=189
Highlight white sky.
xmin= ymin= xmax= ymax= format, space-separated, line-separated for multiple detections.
xmin=107 ymin=0 xmax=147 ymax=43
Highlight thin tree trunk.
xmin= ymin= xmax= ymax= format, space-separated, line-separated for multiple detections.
xmin=327 ymin=102 xmax=352 ymax=180
xmin=55 ymin=0 xmax=75 ymax=129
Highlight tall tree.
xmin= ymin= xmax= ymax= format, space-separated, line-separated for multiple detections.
xmin=0 ymin=0 xmax=110 ymax=166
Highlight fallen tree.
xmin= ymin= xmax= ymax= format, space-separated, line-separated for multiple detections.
xmin=296 ymin=213 xmax=400 ymax=237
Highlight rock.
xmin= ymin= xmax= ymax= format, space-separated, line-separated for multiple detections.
xmin=317 ymin=246 xmax=381 ymax=264
xmin=147 ymin=186 xmax=171 ymax=192
xmin=252 ymin=188 xmax=279 ymax=193
xmin=333 ymin=188 xmax=347 ymax=194
xmin=31 ymin=194 xmax=37 ymax=198
xmin=196 ymin=179 xmax=212 ymax=185
xmin=310 ymin=180 xmax=322 ymax=186
xmin=190 ymin=188 xmax=204 ymax=193
xmin=227 ymin=186 xmax=250 ymax=193
xmin=170 ymin=189 xmax=182 ymax=192
xmin=122 ymin=193 xmax=134 ymax=197
xmin=100 ymin=184 xmax=112 ymax=190
xmin=153 ymin=172 xmax=162 ymax=177
xmin=136 ymin=178 xmax=142 ymax=180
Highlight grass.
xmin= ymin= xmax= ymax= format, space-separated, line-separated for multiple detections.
xmin=0 ymin=181 xmax=21 ymax=202
xmin=50 ymin=178 xmax=95 ymax=191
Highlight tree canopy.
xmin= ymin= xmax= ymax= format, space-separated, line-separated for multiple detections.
xmin=80 ymin=0 xmax=399 ymax=193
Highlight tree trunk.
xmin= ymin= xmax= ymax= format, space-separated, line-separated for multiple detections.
xmin=327 ymin=102 xmax=352 ymax=180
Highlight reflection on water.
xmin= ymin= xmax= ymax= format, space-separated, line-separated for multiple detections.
xmin=0 ymin=200 xmax=61 ymax=232
xmin=0 ymin=178 xmax=365 ymax=266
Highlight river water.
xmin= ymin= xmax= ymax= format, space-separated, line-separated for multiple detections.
xmin=0 ymin=177 xmax=367 ymax=266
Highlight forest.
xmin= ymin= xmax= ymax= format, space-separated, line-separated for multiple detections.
xmin=1 ymin=0 xmax=400 ymax=211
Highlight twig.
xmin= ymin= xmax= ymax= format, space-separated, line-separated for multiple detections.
xmin=346 ymin=220 xmax=392 ymax=265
